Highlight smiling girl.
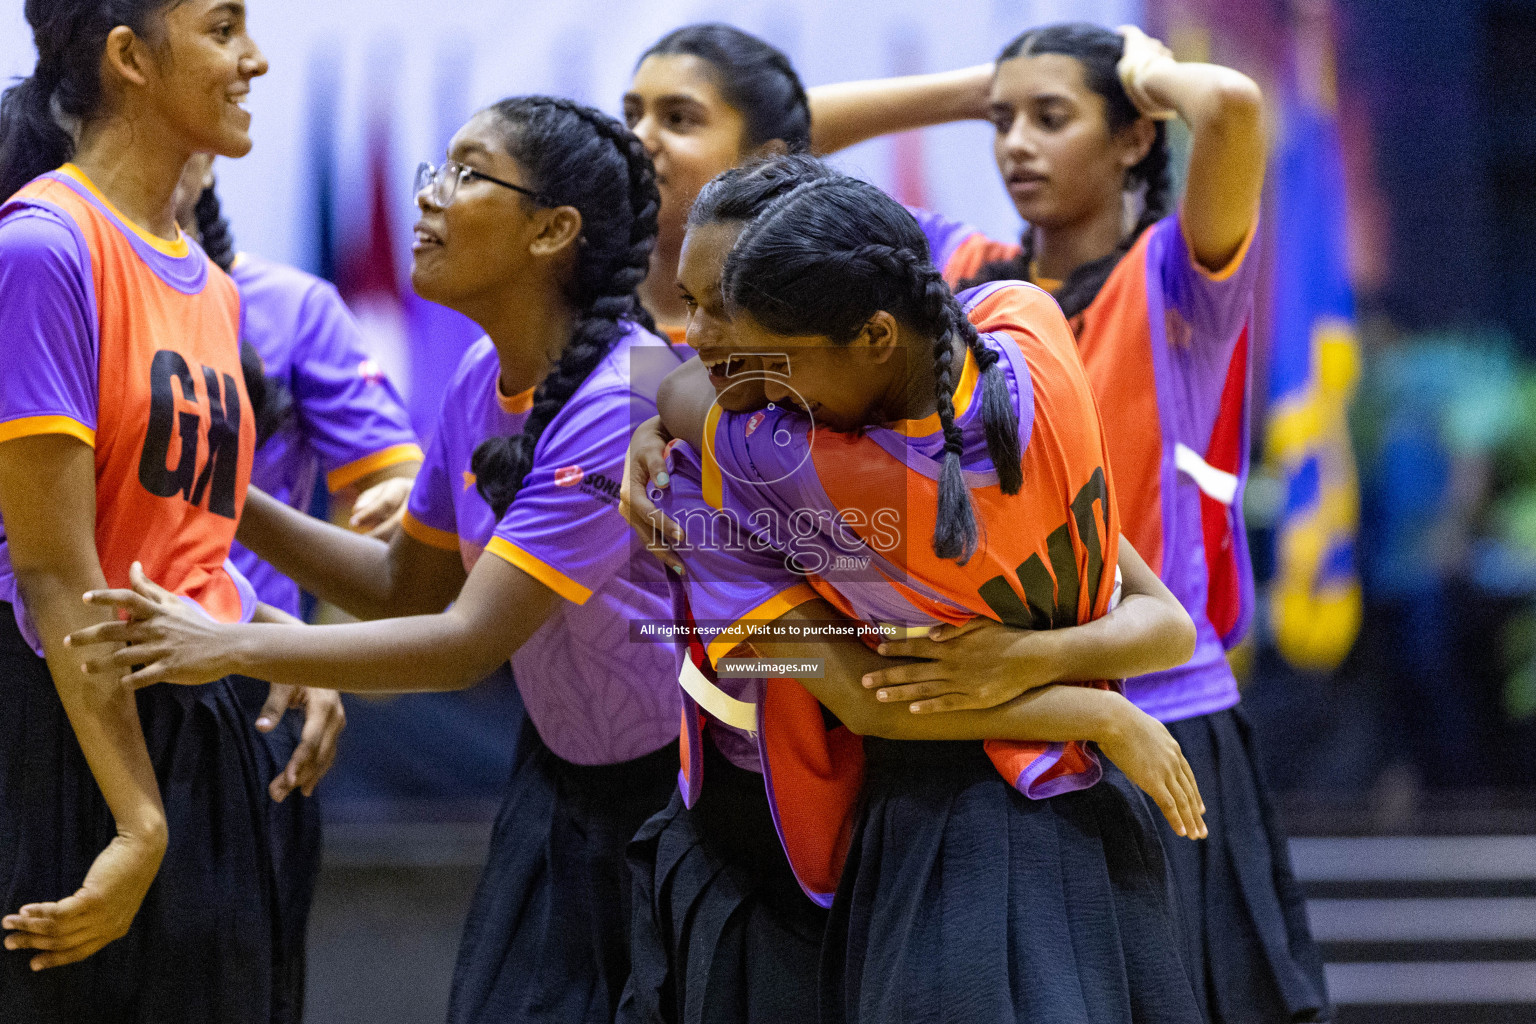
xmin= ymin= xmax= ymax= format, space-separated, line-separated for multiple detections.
xmin=645 ymin=167 xmax=1205 ymax=1023
xmin=0 ymin=2 xmax=344 ymax=1021
xmin=66 ymin=97 xmax=691 ymax=1024
xmin=623 ymin=24 xmax=811 ymax=340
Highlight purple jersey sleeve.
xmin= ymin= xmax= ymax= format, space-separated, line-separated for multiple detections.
xmin=707 ymin=403 xmax=823 ymax=523
xmin=483 ymin=387 xmax=650 ymax=604
xmin=904 ymin=205 xmax=983 ymax=275
xmin=286 ymin=279 xmax=422 ymax=492
xmin=403 ymin=398 xmax=461 ymax=545
xmin=1157 ymin=213 xmax=1261 ymax=359
xmin=0 ymin=208 xmax=98 ymax=443
xmin=657 ymin=440 xmax=818 ymax=667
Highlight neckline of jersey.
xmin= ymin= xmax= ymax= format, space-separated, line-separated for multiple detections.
xmin=885 ymin=346 xmax=979 ymax=438
xmin=57 ymin=163 xmax=191 ymax=258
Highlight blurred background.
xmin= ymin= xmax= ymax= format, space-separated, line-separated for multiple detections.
xmin=6 ymin=0 xmax=1536 ymax=1020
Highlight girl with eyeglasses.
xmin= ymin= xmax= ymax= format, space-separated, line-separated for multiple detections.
xmin=67 ymin=98 xmax=688 ymax=1024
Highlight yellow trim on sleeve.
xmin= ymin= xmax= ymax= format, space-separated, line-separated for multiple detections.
xmin=326 ymin=443 xmax=425 ymax=493
xmin=706 ymin=582 xmax=821 ymax=667
xmin=400 ymin=510 xmax=461 ymax=551
xmin=484 ymin=537 xmax=594 ymax=605
xmin=0 ymin=415 xmax=96 ymax=448
xmin=889 ymin=348 xmax=978 ymax=437
xmin=701 ymin=404 xmax=725 ymax=510
xmin=57 ymin=164 xmax=191 ymax=258
xmin=1182 ymin=214 xmax=1259 ymax=283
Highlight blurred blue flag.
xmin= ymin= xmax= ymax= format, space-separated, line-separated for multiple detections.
xmin=1264 ymin=7 xmax=1363 ymax=671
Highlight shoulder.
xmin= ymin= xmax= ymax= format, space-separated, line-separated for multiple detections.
xmin=959 ymin=280 xmax=1069 ymax=338
xmin=584 ymin=321 xmax=685 ymax=398
xmin=0 ymin=203 xmax=90 ymax=273
xmin=233 ymin=253 xmax=350 ymax=318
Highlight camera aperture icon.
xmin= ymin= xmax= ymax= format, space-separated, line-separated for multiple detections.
xmin=704 ymin=354 xmax=815 ymax=488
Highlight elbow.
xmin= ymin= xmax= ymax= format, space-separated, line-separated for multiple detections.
xmin=1167 ymin=607 xmax=1198 ymax=670
xmin=1201 ymin=71 xmax=1263 ymax=135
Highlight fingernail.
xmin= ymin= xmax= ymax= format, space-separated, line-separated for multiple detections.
xmin=255 ymin=717 xmax=273 ymax=730
xmin=876 ymin=690 xmax=888 ymax=701
xmin=655 ymin=471 xmax=669 ymax=488
xmin=861 ymin=675 xmax=874 ymax=688
xmin=875 ymin=644 xmax=888 ymax=655
xmin=62 ymin=636 xmax=71 ymax=647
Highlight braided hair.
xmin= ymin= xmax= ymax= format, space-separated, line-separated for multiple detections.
xmin=189 ymin=181 xmax=293 ymax=449
xmin=639 ymin=24 xmax=811 ymax=153
xmin=722 ymin=167 xmax=1022 ymax=564
xmin=0 ymin=1 xmax=179 ymax=200
xmin=963 ymin=22 xmax=1173 ymax=319
xmin=470 ymin=97 xmax=661 ymax=519
xmin=688 ymin=152 xmax=835 ymax=228
xmin=193 ymin=184 xmax=236 ymax=272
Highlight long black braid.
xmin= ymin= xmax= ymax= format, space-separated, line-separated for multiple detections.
xmin=723 ymin=169 xmax=1021 ymax=564
xmin=962 ymin=22 xmax=1174 ymax=319
xmin=470 ymin=96 xmax=661 ymax=519
xmin=190 ymin=180 xmax=293 ymax=448
xmin=193 ymin=185 xmax=237 ymax=272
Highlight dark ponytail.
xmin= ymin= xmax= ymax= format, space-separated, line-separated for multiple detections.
xmin=193 ymin=184 xmax=236 ymax=272
xmin=721 ymin=166 xmax=1022 ymax=564
xmin=199 ymin=181 xmax=292 ymax=449
xmin=964 ymin=22 xmax=1174 ymax=318
xmin=639 ymin=24 xmax=811 ymax=153
xmin=0 ymin=0 xmax=178 ymax=200
xmin=469 ymin=97 xmax=660 ymax=519
xmin=239 ymin=340 xmax=293 ymax=450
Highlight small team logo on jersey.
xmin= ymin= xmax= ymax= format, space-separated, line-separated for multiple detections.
xmin=357 ymin=358 xmax=385 ymax=383
xmin=554 ymin=465 xmax=585 ymax=487
xmin=462 ymin=471 xmax=477 ymax=492
xmin=744 ymin=411 xmax=766 ymax=438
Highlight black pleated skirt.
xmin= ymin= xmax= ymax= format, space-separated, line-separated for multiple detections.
xmin=230 ymin=675 xmax=324 ymax=1024
xmin=1162 ymin=707 xmax=1332 ymax=1023
xmin=822 ymin=737 xmax=1205 ymax=1024
xmin=446 ymin=715 xmax=678 ymax=1024
xmin=0 ymin=606 xmax=278 ymax=1024
xmin=618 ymin=736 xmax=827 ymax=1024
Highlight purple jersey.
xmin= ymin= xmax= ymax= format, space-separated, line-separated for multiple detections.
xmin=226 ymin=253 xmax=421 ymax=616
xmin=406 ymin=330 xmax=686 ymax=765
xmin=914 ymin=206 xmax=1262 ymax=723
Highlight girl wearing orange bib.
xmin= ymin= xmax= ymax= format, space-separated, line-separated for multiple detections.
xmin=0 ymin=4 xmax=340 ymax=1021
xmin=651 ymin=170 xmax=1205 ymax=1023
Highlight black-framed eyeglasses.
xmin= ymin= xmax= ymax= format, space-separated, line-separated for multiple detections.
xmin=414 ymin=160 xmax=548 ymax=208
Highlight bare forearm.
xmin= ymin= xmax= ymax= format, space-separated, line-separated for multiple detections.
xmin=1034 ymin=593 xmax=1196 ymax=682
xmin=236 ymin=488 xmax=409 ymax=618
xmin=21 ymin=569 xmax=166 ymax=842
xmin=218 ymin=611 xmax=511 ymax=693
xmin=808 ymin=65 xmax=993 ymax=155
xmin=750 ymin=625 xmax=1112 ymax=741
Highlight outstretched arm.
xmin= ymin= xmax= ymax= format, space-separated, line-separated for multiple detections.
xmin=808 ymin=65 xmax=994 ymax=155
xmin=1117 ymin=25 xmax=1265 ymax=272
xmin=67 ymin=552 xmax=560 ymax=695
xmin=236 ymin=486 xmax=465 ymax=620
